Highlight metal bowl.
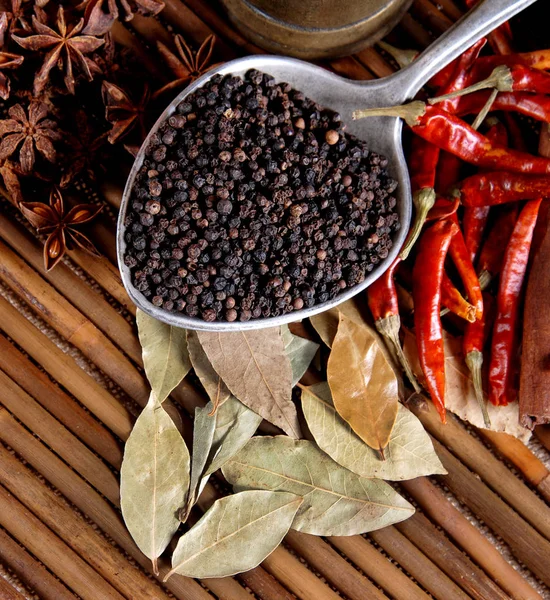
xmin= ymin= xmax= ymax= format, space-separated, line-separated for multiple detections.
xmin=117 ymin=56 xmax=410 ymax=331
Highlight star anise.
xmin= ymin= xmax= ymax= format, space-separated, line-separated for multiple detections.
xmin=0 ymin=49 xmax=23 ymax=99
xmin=153 ymin=34 xmax=218 ymax=99
xmin=102 ymin=80 xmax=149 ymax=143
xmin=80 ymin=0 xmax=164 ymax=36
xmin=20 ymin=186 xmax=103 ymax=270
xmin=61 ymin=111 xmax=108 ymax=188
xmin=0 ymin=101 xmax=61 ymax=174
xmin=12 ymin=5 xmax=104 ymax=96
xmin=0 ymin=158 xmax=22 ymax=204
xmin=0 ymin=0 xmax=32 ymax=44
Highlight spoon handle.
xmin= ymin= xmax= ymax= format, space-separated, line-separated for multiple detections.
xmin=391 ymin=0 xmax=538 ymax=103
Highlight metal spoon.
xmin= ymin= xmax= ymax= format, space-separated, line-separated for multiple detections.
xmin=118 ymin=0 xmax=537 ymax=331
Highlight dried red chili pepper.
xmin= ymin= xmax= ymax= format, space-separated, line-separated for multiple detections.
xmin=401 ymin=137 xmax=438 ymax=260
xmin=441 ymin=272 xmax=477 ymax=323
xmin=413 ymin=219 xmax=459 ymax=423
xmin=435 ymin=151 xmax=462 ymax=195
xmin=458 ymin=171 xmax=550 ymax=207
xmin=448 ymin=213 xmax=484 ymax=320
xmin=489 ymin=199 xmax=542 ymax=406
xmin=431 ymin=64 xmax=550 ymax=104
xmin=454 ymin=91 xmax=550 ymax=124
xmin=354 ymin=102 xmax=550 ymax=175
xmin=464 ymin=292 xmax=495 ymax=427
xmin=464 ymin=0 xmax=514 ymax=56
xmin=367 ymin=258 xmax=421 ymax=392
xmin=426 ymin=196 xmax=460 ymax=222
xmin=462 ymin=122 xmax=508 ymax=263
xmin=476 ymin=203 xmax=520 ymax=289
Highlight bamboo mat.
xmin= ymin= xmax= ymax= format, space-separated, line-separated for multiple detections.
xmin=1 ymin=0 xmax=550 ymax=599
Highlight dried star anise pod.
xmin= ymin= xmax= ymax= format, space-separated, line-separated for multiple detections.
xmin=0 ymin=101 xmax=61 ymax=174
xmin=153 ymin=34 xmax=218 ymax=98
xmin=0 ymin=49 xmax=24 ymax=99
xmin=20 ymin=186 xmax=103 ymax=270
xmin=61 ymin=111 xmax=108 ymax=188
xmin=12 ymin=5 xmax=104 ymax=96
xmin=0 ymin=0 xmax=33 ymax=43
xmin=80 ymin=0 xmax=164 ymax=36
xmin=0 ymin=158 xmax=22 ymax=204
xmin=102 ymin=80 xmax=149 ymax=143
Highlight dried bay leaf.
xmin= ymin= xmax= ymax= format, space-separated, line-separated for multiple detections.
xmin=204 ymin=395 xmax=262 ymax=476
xmin=310 ymin=299 xmax=368 ymax=348
xmin=166 ymin=490 xmax=302 ymax=579
xmin=223 ymin=436 xmax=414 ymax=536
xmin=120 ymin=393 xmax=190 ymax=574
xmin=187 ymin=330 xmax=230 ymax=413
xmin=136 ymin=309 xmax=191 ymax=402
xmin=281 ymin=324 xmax=319 ymax=386
xmin=302 ymin=383 xmax=446 ymax=480
xmin=403 ymin=330 xmax=531 ymax=442
xmin=328 ymin=314 xmax=399 ymax=452
xmin=181 ymin=404 xmax=217 ymax=522
xmin=197 ymin=328 xmax=300 ymax=438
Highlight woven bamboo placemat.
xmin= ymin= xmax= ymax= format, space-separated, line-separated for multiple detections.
xmin=1 ymin=0 xmax=550 ymax=598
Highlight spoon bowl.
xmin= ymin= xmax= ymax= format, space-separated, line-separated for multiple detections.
xmin=118 ymin=0 xmax=537 ymax=331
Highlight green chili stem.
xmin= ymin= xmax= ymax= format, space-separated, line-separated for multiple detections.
xmin=429 ymin=65 xmax=513 ymax=104
xmin=465 ymin=350 xmax=491 ymax=428
xmin=352 ymin=101 xmax=427 ymax=128
xmin=472 ymin=88 xmax=499 ymax=130
xmin=400 ymin=188 xmax=436 ymax=260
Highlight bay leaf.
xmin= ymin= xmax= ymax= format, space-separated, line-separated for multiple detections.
xmin=223 ymin=436 xmax=413 ymax=536
xmin=281 ymin=324 xmax=319 ymax=386
xmin=197 ymin=329 xmax=300 ymax=438
xmin=120 ymin=393 xmax=190 ymax=574
xmin=302 ymin=383 xmax=446 ymax=480
xmin=327 ymin=314 xmax=399 ymax=452
xmin=181 ymin=404 xmax=217 ymax=522
xmin=187 ymin=330 xmax=230 ymax=413
xmin=136 ymin=309 xmax=191 ymax=403
xmin=166 ymin=490 xmax=302 ymax=579
xmin=310 ymin=299 xmax=369 ymax=348
xmin=403 ymin=330 xmax=531 ymax=443
xmin=204 ymin=395 xmax=262 ymax=477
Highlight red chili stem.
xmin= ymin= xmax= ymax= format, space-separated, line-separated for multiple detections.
xmin=458 ymin=171 xmax=550 ymax=207
xmin=476 ymin=203 xmax=520 ymax=289
xmin=413 ymin=219 xmax=459 ymax=423
xmin=489 ymin=199 xmax=542 ymax=406
xmin=353 ymin=102 xmax=550 ymax=175
xmin=440 ymin=272 xmax=477 ymax=323
xmin=367 ymin=259 xmax=421 ymax=393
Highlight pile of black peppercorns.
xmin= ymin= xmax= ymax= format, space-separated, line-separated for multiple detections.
xmin=123 ymin=69 xmax=400 ymax=322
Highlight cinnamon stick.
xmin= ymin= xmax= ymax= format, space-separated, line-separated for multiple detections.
xmin=129 ymin=13 xmax=174 ymax=47
xmin=432 ymin=438 xmax=550 ymax=586
xmin=0 ymin=484 xmax=126 ymax=600
xmin=369 ymin=527 xmax=470 ymax=600
xmin=395 ymin=512 xmax=510 ymax=600
xmin=329 ymin=536 xmax=430 ymax=600
xmin=99 ymin=180 xmax=124 ymax=211
xmin=284 ymin=530 xmax=388 ymax=600
xmin=398 ymin=14 xmax=434 ymax=48
xmin=0 ymin=371 xmax=121 ymax=505
xmin=0 ymin=576 xmax=27 ymax=600
xmin=0 ymin=212 xmax=141 ymax=364
xmin=412 ymin=0 xmax=454 ymax=34
xmin=435 ymin=0 xmax=463 ymax=21
xmin=409 ymin=400 xmax=550 ymax=541
xmin=0 ymin=239 xmax=150 ymax=404
xmin=0 ymin=294 xmax=133 ymax=440
xmin=0 ymin=527 xmax=76 ymax=600
xmin=401 ymin=478 xmax=541 ymax=600
xmin=354 ymin=47 xmax=395 ymax=78
xmin=328 ymin=57 xmax=375 ymax=81
xmin=0 ymin=334 xmax=122 ymax=468
xmin=535 ymin=426 xmax=550 ymax=453
xmin=0 ymin=444 xmax=183 ymax=600
xmin=479 ymin=429 xmax=550 ymax=503
xmin=520 ymin=198 xmax=550 ymax=427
